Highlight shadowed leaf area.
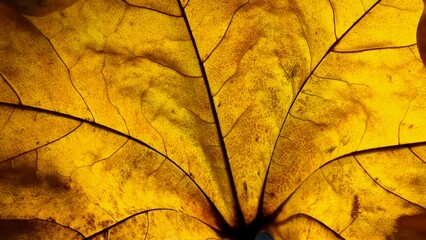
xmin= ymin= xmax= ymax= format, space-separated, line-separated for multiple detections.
xmin=392 ymin=213 xmax=426 ymax=240
xmin=1 ymin=0 xmax=426 ymax=239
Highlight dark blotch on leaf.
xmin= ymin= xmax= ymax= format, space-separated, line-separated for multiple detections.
xmin=44 ymin=173 xmax=71 ymax=190
xmin=0 ymin=219 xmax=38 ymax=239
xmin=0 ymin=219 xmax=83 ymax=239
xmin=0 ymin=160 xmax=38 ymax=187
xmin=351 ymin=195 xmax=359 ymax=219
xmin=417 ymin=0 xmax=426 ymax=67
xmin=1 ymin=0 xmax=79 ymax=16
xmin=392 ymin=213 xmax=426 ymax=240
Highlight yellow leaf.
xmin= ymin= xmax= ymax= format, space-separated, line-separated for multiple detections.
xmin=1 ymin=0 xmax=426 ymax=239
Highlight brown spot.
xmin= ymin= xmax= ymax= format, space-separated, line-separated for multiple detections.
xmin=341 ymin=137 xmax=350 ymax=146
xmin=100 ymin=220 xmax=113 ymax=228
xmin=351 ymin=195 xmax=359 ymax=219
xmin=325 ymin=146 xmax=336 ymax=153
xmin=376 ymin=206 xmax=386 ymax=212
xmin=410 ymin=177 xmax=421 ymax=186
xmin=86 ymin=213 xmax=96 ymax=228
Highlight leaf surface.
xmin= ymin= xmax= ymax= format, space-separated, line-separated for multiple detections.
xmin=1 ymin=0 xmax=426 ymax=239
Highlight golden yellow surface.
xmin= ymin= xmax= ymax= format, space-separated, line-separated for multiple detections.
xmin=1 ymin=0 xmax=426 ymax=239
xmin=89 ymin=210 xmax=218 ymax=240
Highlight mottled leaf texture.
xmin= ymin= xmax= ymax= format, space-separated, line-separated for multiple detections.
xmin=0 ymin=0 xmax=425 ymax=239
